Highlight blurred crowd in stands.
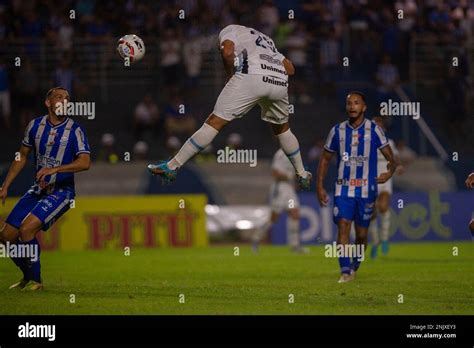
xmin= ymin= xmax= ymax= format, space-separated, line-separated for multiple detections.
xmin=0 ymin=0 xmax=473 ymax=163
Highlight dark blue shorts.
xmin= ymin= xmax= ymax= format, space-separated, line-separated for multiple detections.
xmin=333 ymin=196 xmax=376 ymax=228
xmin=5 ymin=189 xmax=73 ymax=231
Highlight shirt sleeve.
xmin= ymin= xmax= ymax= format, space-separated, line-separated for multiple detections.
xmin=374 ymin=125 xmax=389 ymax=149
xmin=22 ymin=120 xmax=35 ymax=147
xmin=72 ymin=125 xmax=91 ymax=156
xmin=324 ymin=126 xmax=338 ymax=153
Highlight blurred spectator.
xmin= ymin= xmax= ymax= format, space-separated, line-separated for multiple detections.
xmin=133 ymin=94 xmax=160 ymax=140
xmin=183 ymin=27 xmax=203 ymax=91
xmin=307 ymin=138 xmax=325 ymax=162
xmin=395 ymin=139 xmax=417 ymax=166
xmin=0 ymin=57 xmax=11 ymax=129
xmin=319 ymin=28 xmax=340 ymax=89
xmin=52 ymin=56 xmax=76 ymax=97
xmin=166 ymin=136 xmax=182 ymax=157
xmin=97 ymin=133 xmax=119 ymax=164
xmin=226 ymin=133 xmax=243 ymax=150
xmin=257 ymin=0 xmax=279 ymax=35
xmin=57 ymin=15 xmax=74 ymax=53
xmin=133 ymin=140 xmax=149 ymax=161
xmin=160 ymin=29 xmax=182 ymax=87
xmin=195 ymin=144 xmax=216 ymax=164
xmin=164 ymin=94 xmax=196 ymax=138
xmin=375 ymin=54 xmax=400 ymax=102
xmin=286 ymin=23 xmax=312 ymax=104
xmin=16 ymin=58 xmax=38 ymax=130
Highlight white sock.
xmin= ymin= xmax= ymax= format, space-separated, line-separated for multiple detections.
xmin=369 ymin=218 xmax=379 ymax=245
xmin=168 ymin=123 xmax=219 ymax=169
xmin=253 ymin=220 xmax=272 ymax=243
xmin=287 ymin=217 xmax=299 ymax=248
xmin=277 ymin=129 xmax=306 ymax=177
xmin=380 ymin=211 xmax=390 ymax=241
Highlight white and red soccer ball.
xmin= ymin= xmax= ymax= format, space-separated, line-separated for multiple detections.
xmin=117 ymin=34 xmax=145 ymax=63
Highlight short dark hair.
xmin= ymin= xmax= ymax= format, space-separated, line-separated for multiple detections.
xmin=46 ymin=86 xmax=68 ymax=98
xmin=347 ymin=91 xmax=366 ymax=104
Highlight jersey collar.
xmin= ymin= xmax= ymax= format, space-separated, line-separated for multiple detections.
xmin=347 ymin=118 xmax=367 ymax=130
xmin=47 ymin=116 xmax=70 ymax=129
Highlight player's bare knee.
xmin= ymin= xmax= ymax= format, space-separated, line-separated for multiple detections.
xmin=271 ymin=122 xmax=289 ymax=135
xmin=19 ymin=224 xmax=37 ymax=242
xmin=205 ymin=114 xmax=228 ymax=131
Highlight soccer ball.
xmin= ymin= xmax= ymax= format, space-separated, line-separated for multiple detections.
xmin=117 ymin=34 xmax=145 ymax=63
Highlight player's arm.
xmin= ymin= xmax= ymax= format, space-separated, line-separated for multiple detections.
xmin=465 ymin=172 xmax=474 ymax=189
xmin=283 ymin=58 xmax=295 ymax=76
xmin=220 ymin=39 xmax=235 ymax=81
xmin=36 ymin=153 xmax=91 ymax=182
xmin=376 ymin=145 xmax=398 ymax=184
xmin=316 ymin=149 xmax=334 ymax=207
xmin=0 ymin=145 xmax=32 ymax=205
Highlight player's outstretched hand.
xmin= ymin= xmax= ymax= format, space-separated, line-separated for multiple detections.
xmin=465 ymin=173 xmax=474 ymax=189
xmin=0 ymin=186 xmax=7 ymax=206
xmin=316 ymin=187 xmax=329 ymax=207
xmin=376 ymin=172 xmax=392 ymax=184
xmin=36 ymin=167 xmax=59 ymax=183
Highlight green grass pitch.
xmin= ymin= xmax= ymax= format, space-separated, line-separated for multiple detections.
xmin=0 ymin=242 xmax=472 ymax=314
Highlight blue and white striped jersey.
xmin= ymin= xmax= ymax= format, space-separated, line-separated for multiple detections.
xmin=324 ymin=118 xmax=388 ymax=199
xmin=22 ymin=115 xmax=90 ymax=194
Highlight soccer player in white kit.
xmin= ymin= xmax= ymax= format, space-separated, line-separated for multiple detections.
xmin=148 ymin=25 xmax=312 ymax=189
xmin=369 ymin=116 xmax=402 ymax=258
xmin=252 ymin=149 xmax=308 ymax=253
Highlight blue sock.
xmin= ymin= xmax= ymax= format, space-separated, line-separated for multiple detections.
xmin=23 ymin=238 xmax=41 ymax=283
xmin=338 ymin=256 xmax=351 ymax=274
xmin=6 ymin=241 xmax=29 ymax=280
xmin=351 ymin=256 xmax=362 ymax=271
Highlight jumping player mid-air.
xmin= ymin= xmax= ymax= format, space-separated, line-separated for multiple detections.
xmin=0 ymin=87 xmax=91 ymax=291
xmin=316 ymin=92 xmax=397 ymax=283
xmin=466 ymin=172 xmax=474 ymax=237
xmin=252 ymin=148 xmax=308 ymax=254
xmin=148 ymin=24 xmax=312 ymax=189
xmin=368 ymin=116 xmax=402 ymax=259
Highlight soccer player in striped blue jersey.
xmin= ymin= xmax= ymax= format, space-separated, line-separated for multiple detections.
xmin=316 ymin=92 xmax=397 ymax=283
xmin=0 ymin=87 xmax=91 ymax=291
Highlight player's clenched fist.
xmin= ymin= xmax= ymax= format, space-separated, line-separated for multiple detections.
xmin=465 ymin=173 xmax=474 ymax=189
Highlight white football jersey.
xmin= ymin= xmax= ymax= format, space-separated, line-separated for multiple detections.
xmin=218 ymin=25 xmax=288 ymax=81
xmin=377 ymin=138 xmax=398 ymax=175
xmin=272 ymin=149 xmax=295 ymax=183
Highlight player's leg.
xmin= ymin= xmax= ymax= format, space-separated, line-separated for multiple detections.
xmin=148 ymin=74 xmax=258 ymax=182
xmin=351 ymin=197 xmax=376 ymax=273
xmin=18 ymin=213 xmax=43 ymax=290
xmin=369 ymin=201 xmax=380 ymax=259
xmin=336 ymin=218 xmax=353 ymax=283
xmin=167 ymin=114 xmax=228 ymax=170
xmin=351 ymin=224 xmax=369 ymax=274
xmin=2 ymin=192 xmax=40 ymax=288
xmin=269 ymin=122 xmax=311 ymax=189
xmin=333 ymin=196 xmax=356 ymax=282
xmin=287 ymin=207 xmax=307 ymax=253
xmin=259 ymin=87 xmax=311 ymax=189
xmin=19 ymin=191 xmax=72 ymax=291
xmin=0 ymin=223 xmax=28 ymax=288
xmin=253 ymin=211 xmax=280 ymax=253
xmin=470 ymin=219 xmax=474 ymax=238
xmin=377 ymin=191 xmax=391 ymax=255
